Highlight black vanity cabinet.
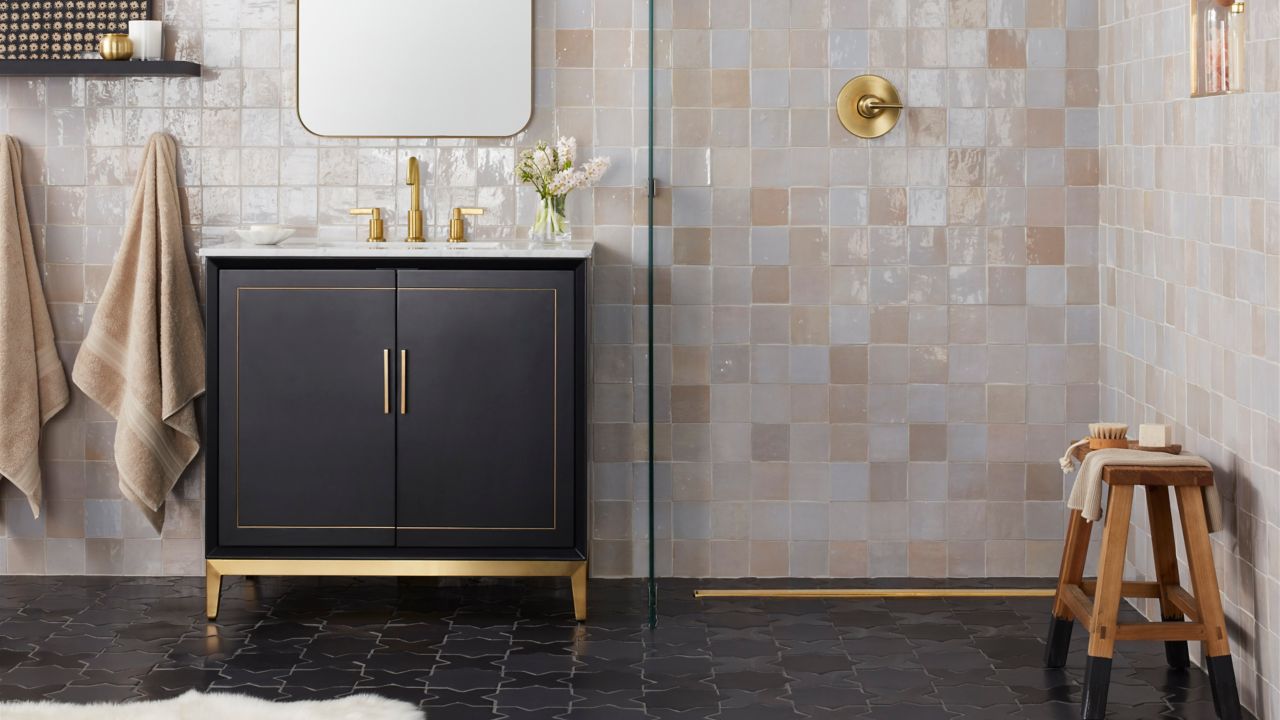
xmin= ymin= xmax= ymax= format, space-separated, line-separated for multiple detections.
xmin=217 ymin=269 xmax=398 ymax=548
xmin=395 ymin=270 xmax=575 ymax=549
xmin=204 ymin=255 xmax=589 ymax=621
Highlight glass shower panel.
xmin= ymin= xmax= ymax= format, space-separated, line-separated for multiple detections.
xmin=645 ymin=0 xmax=668 ymax=626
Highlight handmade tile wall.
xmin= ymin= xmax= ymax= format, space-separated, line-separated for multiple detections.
xmin=0 ymin=0 xmax=650 ymax=575
xmin=629 ymin=0 xmax=1103 ymax=579
xmin=1098 ymin=0 xmax=1280 ymax=715
xmin=0 ymin=0 xmax=1108 ymax=581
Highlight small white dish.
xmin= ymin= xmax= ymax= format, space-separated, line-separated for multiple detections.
xmin=230 ymin=225 xmax=297 ymax=246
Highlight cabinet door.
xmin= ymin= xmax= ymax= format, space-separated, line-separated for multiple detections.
xmin=218 ymin=270 xmax=397 ymax=547
xmin=395 ymin=270 xmax=574 ymax=548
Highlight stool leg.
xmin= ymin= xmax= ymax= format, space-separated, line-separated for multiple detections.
xmin=1046 ymin=509 xmax=1092 ymax=668
xmin=1083 ymin=485 xmax=1134 ymax=720
xmin=1176 ymin=486 xmax=1241 ymax=720
xmin=1145 ymin=486 xmax=1190 ymax=669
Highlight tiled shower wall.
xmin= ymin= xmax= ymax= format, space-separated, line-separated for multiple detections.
xmin=636 ymin=0 xmax=1102 ymax=578
xmin=1098 ymin=0 xmax=1280 ymax=715
xmin=0 ymin=0 xmax=650 ymax=574
xmin=0 ymin=0 xmax=1107 ymax=580
xmin=22 ymin=0 xmax=1276 ymax=595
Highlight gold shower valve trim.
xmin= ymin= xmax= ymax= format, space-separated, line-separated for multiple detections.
xmin=838 ymin=74 xmax=904 ymax=139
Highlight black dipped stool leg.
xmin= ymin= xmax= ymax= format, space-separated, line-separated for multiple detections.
xmin=1162 ymin=617 xmax=1190 ymax=669
xmin=1081 ymin=655 xmax=1113 ymax=720
xmin=1207 ymin=654 xmax=1242 ymax=720
xmin=1044 ymin=614 xmax=1074 ymax=668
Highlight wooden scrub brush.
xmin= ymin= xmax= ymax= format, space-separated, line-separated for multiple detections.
xmin=1088 ymin=423 xmax=1130 ymax=450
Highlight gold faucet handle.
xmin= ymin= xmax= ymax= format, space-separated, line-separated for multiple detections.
xmin=449 ymin=207 xmax=485 ymax=243
xmin=350 ymin=207 xmax=385 ymax=243
xmin=857 ymin=95 xmax=904 ymax=118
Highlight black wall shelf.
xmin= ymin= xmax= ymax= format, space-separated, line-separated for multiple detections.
xmin=0 ymin=60 xmax=202 ymax=77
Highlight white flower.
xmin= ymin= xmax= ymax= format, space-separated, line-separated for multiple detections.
xmin=547 ymin=168 xmax=585 ymax=196
xmin=556 ymin=136 xmax=577 ymax=167
xmin=533 ymin=144 xmax=554 ymax=174
xmin=518 ymin=137 xmax=611 ymax=200
xmin=582 ymin=156 xmax=610 ymax=183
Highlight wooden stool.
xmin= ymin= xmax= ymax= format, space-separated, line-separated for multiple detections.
xmin=1044 ymin=464 xmax=1241 ymax=720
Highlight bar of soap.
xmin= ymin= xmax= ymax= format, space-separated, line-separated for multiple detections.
xmin=1139 ymin=424 xmax=1172 ymax=448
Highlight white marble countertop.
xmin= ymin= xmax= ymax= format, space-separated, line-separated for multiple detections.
xmin=199 ymin=239 xmax=595 ymax=259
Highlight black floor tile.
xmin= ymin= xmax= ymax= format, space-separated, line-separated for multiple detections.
xmin=0 ymin=576 xmax=1256 ymax=720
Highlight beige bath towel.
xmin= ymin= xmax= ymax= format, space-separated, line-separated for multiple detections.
xmin=1067 ymin=449 xmax=1224 ymax=533
xmin=72 ymin=133 xmax=204 ymax=532
xmin=0 ymin=136 xmax=70 ymax=516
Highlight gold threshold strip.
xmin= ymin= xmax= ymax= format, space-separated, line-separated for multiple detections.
xmin=694 ymin=588 xmax=1057 ymax=599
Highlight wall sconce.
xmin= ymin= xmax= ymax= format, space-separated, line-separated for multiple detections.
xmin=837 ymin=75 xmax=903 ymax=139
xmin=1191 ymin=0 xmax=1247 ymax=97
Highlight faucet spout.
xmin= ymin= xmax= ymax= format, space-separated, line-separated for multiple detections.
xmin=407 ymin=157 xmax=421 ymax=209
xmin=406 ymin=157 xmax=424 ymax=241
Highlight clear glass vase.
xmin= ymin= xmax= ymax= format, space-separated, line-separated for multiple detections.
xmin=532 ymin=194 xmax=572 ymax=244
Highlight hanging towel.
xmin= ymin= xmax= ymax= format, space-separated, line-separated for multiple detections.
xmin=72 ymin=133 xmax=205 ymax=532
xmin=1066 ymin=448 xmax=1224 ymax=533
xmin=0 ymin=135 xmax=70 ymax=517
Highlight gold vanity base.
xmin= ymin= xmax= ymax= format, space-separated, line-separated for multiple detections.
xmin=205 ymin=559 xmax=588 ymax=622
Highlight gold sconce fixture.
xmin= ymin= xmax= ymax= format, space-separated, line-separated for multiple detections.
xmin=349 ymin=207 xmax=385 ymax=243
xmin=1191 ymin=0 xmax=1247 ymax=97
xmin=837 ymin=75 xmax=903 ymax=139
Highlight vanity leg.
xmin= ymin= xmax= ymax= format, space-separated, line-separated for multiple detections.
xmin=206 ymin=562 xmax=222 ymax=621
xmin=571 ymin=562 xmax=588 ymax=622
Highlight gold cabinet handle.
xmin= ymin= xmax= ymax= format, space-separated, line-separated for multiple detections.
xmin=400 ymin=349 xmax=407 ymax=415
xmin=382 ymin=349 xmax=390 ymax=414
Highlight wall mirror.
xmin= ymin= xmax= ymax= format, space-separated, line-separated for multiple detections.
xmin=297 ymin=0 xmax=533 ymax=138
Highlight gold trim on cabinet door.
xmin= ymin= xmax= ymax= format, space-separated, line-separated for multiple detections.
xmin=232 ymin=284 xmax=564 ymax=534
xmin=234 ymin=285 xmax=396 ymax=531
xmin=395 ymin=287 xmax=560 ymax=532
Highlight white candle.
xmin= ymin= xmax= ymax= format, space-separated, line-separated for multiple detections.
xmin=128 ymin=21 xmax=164 ymax=60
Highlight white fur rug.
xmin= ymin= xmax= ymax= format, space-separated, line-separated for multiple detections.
xmin=0 ymin=690 xmax=423 ymax=719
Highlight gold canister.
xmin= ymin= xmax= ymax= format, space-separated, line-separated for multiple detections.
xmin=98 ymin=34 xmax=134 ymax=61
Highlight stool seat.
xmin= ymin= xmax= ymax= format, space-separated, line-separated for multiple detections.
xmin=1045 ymin=465 xmax=1241 ymax=720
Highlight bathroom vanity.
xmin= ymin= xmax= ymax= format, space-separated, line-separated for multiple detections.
xmin=199 ymin=240 xmax=591 ymax=620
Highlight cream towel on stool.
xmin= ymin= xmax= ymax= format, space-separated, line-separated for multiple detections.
xmin=72 ymin=133 xmax=205 ymax=532
xmin=0 ymin=135 xmax=70 ymax=516
xmin=1066 ymin=448 xmax=1224 ymax=533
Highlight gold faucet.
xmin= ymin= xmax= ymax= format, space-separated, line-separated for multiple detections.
xmin=349 ymin=207 xmax=385 ymax=243
xmin=449 ymin=207 xmax=484 ymax=243
xmin=406 ymin=157 xmax=424 ymax=243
